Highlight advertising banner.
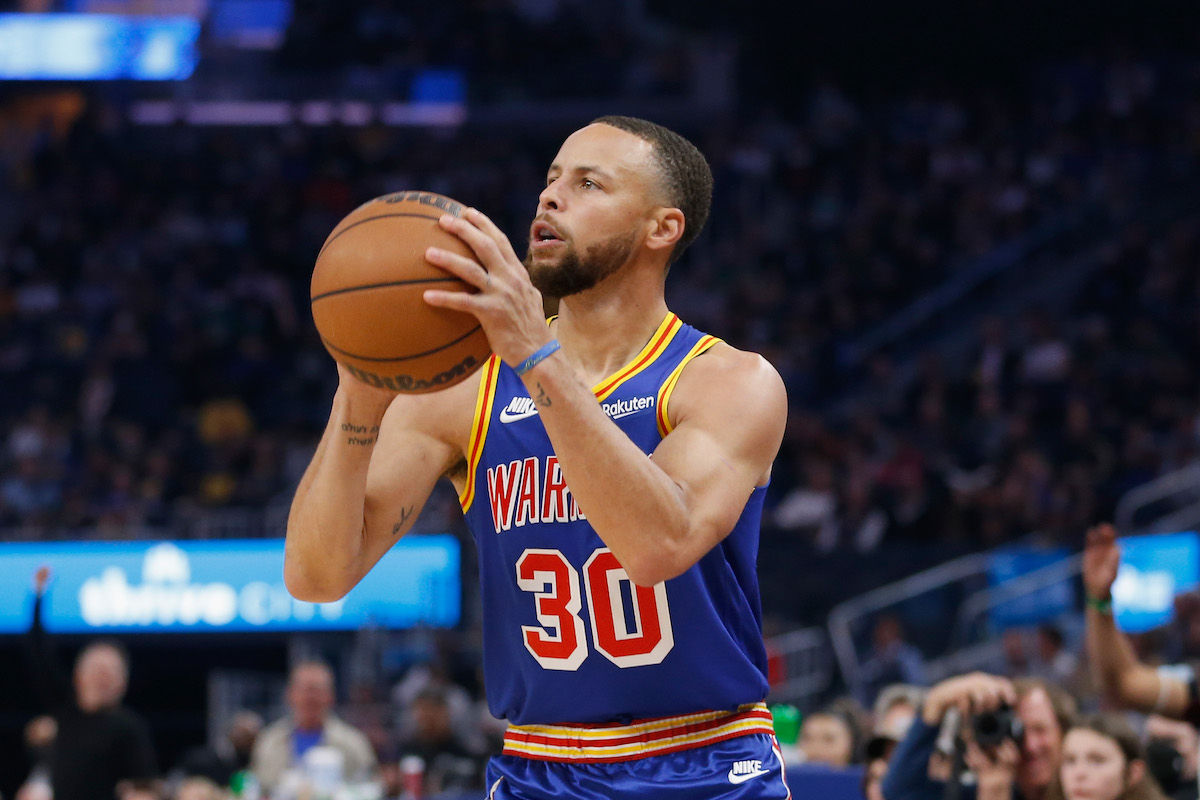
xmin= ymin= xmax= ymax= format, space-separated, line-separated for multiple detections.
xmin=0 ymin=536 xmax=460 ymax=634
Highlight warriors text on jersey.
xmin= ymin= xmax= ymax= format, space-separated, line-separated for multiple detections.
xmin=458 ymin=313 xmax=770 ymax=726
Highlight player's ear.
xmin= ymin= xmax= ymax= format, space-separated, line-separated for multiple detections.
xmin=644 ymin=207 xmax=684 ymax=254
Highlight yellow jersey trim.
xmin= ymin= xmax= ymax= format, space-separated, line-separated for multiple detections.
xmin=458 ymin=354 xmax=502 ymax=511
xmin=656 ymin=334 xmax=721 ymax=438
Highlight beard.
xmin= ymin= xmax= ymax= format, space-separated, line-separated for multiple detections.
xmin=524 ymin=228 xmax=638 ymax=299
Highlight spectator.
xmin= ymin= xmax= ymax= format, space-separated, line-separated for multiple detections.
xmin=395 ymin=686 xmax=485 ymax=795
xmin=115 ymin=779 xmax=165 ymax=800
xmin=798 ymin=707 xmax=860 ymax=768
xmin=882 ymin=672 xmax=1077 ymax=800
xmin=175 ymin=709 xmax=263 ymax=787
xmin=1142 ymin=715 xmax=1197 ymax=800
xmin=856 ymin=614 xmax=929 ymax=706
xmin=861 ymin=685 xmax=922 ymax=800
xmin=1030 ymin=625 xmax=1080 ymax=692
xmin=23 ymin=566 xmax=157 ymax=800
xmin=250 ymin=661 xmax=378 ymax=795
xmin=174 ymin=777 xmax=225 ymax=800
xmin=1046 ymin=713 xmax=1168 ymax=800
xmin=862 ymin=751 xmax=889 ymax=800
xmin=14 ymin=714 xmax=55 ymax=800
xmin=871 ymin=683 xmax=924 ymax=737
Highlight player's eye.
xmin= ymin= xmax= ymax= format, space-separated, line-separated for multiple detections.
xmin=581 ymin=178 xmax=598 ymax=189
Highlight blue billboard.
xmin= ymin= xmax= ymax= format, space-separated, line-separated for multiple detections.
xmin=0 ymin=14 xmax=199 ymax=80
xmin=987 ymin=546 xmax=1073 ymax=629
xmin=0 ymin=537 xmax=460 ymax=633
xmin=1113 ymin=531 xmax=1199 ymax=633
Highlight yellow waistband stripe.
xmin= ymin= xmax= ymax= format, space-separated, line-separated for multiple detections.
xmin=502 ymin=702 xmax=775 ymax=763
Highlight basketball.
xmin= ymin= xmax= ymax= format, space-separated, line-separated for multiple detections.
xmin=310 ymin=191 xmax=492 ymax=393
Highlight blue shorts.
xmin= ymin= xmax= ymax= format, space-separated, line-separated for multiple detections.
xmin=485 ymin=733 xmax=791 ymax=799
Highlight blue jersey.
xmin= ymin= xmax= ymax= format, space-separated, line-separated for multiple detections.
xmin=459 ymin=313 xmax=771 ymax=726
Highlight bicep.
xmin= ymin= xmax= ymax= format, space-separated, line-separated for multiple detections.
xmin=651 ymin=352 xmax=786 ymax=551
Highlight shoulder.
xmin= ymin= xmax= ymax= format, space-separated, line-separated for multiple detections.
xmin=325 ymin=716 xmax=376 ymax=757
xmin=254 ymin=718 xmax=292 ymax=746
xmin=669 ymin=341 xmax=787 ymax=429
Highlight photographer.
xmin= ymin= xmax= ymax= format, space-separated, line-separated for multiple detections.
xmin=882 ymin=672 xmax=1077 ymax=800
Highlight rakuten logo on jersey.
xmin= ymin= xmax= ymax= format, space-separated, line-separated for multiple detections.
xmin=601 ymin=395 xmax=654 ymax=420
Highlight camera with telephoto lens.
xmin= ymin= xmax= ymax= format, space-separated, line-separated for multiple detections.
xmin=971 ymin=704 xmax=1025 ymax=748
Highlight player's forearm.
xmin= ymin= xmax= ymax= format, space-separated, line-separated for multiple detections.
xmin=520 ymin=363 xmax=692 ymax=586
xmin=285 ymin=387 xmax=392 ymax=601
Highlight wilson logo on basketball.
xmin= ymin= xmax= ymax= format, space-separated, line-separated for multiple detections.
xmin=381 ymin=190 xmax=465 ymax=217
xmin=343 ymin=355 xmax=480 ymax=393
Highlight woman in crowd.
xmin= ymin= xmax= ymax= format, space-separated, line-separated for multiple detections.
xmin=1046 ymin=714 xmax=1168 ymax=800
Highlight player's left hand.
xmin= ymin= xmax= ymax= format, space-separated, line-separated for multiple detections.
xmin=422 ymin=208 xmax=554 ymax=369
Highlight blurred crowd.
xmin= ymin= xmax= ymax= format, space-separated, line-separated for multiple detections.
xmin=2 ymin=45 xmax=1199 ymax=566
xmin=5 ymin=4 xmax=1200 ymax=798
xmin=18 ymin=528 xmax=1200 ymax=800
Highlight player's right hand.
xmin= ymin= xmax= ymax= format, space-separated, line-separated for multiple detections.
xmin=922 ymin=672 xmax=1016 ymax=725
xmin=1083 ymin=522 xmax=1121 ymax=601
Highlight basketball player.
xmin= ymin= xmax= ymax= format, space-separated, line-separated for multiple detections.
xmin=286 ymin=116 xmax=790 ymax=798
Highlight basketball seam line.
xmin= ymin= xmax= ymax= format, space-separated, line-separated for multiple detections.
xmin=320 ymin=324 xmax=485 ymax=362
xmin=316 ymin=212 xmax=444 ymax=256
xmin=311 ymin=276 xmax=464 ymax=302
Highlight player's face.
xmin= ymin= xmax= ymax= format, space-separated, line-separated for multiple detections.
xmin=525 ymin=123 xmax=661 ymax=298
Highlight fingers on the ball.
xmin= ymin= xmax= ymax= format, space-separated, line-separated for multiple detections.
xmin=466 ymin=208 xmax=521 ymax=263
xmin=427 ymin=247 xmax=489 ymax=287
xmin=442 ymin=212 xmax=516 ymax=269
xmin=423 ymin=289 xmax=475 ymax=311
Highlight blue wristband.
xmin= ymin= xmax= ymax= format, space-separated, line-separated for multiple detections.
xmin=514 ymin=340 xmax=561 ymax=376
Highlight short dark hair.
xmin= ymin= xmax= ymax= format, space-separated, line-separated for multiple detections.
xmin=590 ymin=115 xmax=713 ymax=265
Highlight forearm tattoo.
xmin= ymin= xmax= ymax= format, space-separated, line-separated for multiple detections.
xmin=342 ymin=423 xmax=380 ymax=446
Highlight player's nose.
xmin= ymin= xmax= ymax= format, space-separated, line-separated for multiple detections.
xmin=537 ymin=182 xmax=562 ymax=213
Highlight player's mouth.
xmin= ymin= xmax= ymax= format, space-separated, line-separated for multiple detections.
xmin=530 ymin=220 xmax=564 ymax=250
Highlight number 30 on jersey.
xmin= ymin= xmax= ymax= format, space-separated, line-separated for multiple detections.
xmin=515 ymin=547 xmax=675 ymax=670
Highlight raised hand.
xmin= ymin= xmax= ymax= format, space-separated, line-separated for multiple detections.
xmin=1083 ymin=523 xmax=1121 ymax=600
xmin=34 ymin=565 xmax=51 ymax=595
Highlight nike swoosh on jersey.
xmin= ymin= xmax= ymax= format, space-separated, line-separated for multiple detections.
xmin=499 ymin=407 xmax=540 ymax=423
xmin=727 ymin=768 xmax=771 ymax=785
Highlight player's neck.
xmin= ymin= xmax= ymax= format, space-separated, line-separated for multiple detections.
xmin=553 ymin=282 xmax=670 ymax=383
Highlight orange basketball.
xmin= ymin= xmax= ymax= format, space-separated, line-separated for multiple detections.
xmin=310 ymin=191 xmax=492 ymax=393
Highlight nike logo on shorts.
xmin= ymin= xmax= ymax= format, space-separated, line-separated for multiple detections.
xmin=727 ymin=759 xmax=770 ymax=784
